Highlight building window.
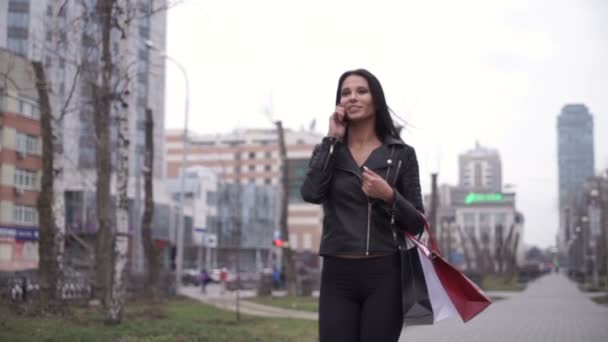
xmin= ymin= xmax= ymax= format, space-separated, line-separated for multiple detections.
xmin=0 ymin=243 xmax=13 ymax=261
xmin=14 ymin=168 xmax=38 ymax=189
xmin=16 ymin=132 xmax=39 ymax=155
xmin=494 ymin=213 xmax=507 ymax=228
xmin=265 ymin=165 xmax=272 ymax=172
xmin=288 ymin=158 xmax=309 ymax=203
xmin=249 ymin=152 xmax=256 ymax=159
xmin=249 ymin=165 xmax=255 ymax=172
xmin=206 ymin=191 xmax=217 ymax=206
xmin=7 ymin=38 xmax=27 ymax=56
xmin=290 ymin=233 xmax=299 ymax=250
xmin=23 ymin=242 xmax=38 ymax=261
xmin=463 ymin=213 xmax=475 ymax=236
xmin=265 ymin=178 xmax=272 ymax=185
xmin=249 ymin=178 xmax=255 ymax=183
xmin=13 ymin=205 xmax=38 ymax=225
xmin=303 ymin=233 xmax=313 ymax=250
xmin=265 ymin=151 xmax=272 ymax=158
xmin=18 ymin=98 xmax=39 ymax=118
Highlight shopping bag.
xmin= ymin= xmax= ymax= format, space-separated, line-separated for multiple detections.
xmin=416 ymin=248 xmax=458 ymax=322
xmin=400 ymin=244 xmax=434 ymax=325
xmin=406 ymin=223 xmax=491 ymax=323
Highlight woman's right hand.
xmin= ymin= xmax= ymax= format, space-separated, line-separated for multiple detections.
xmin=328 ymin=105 xmax=347 ymax=139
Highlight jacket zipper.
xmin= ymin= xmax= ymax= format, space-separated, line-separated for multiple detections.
xmin=322 ymin=141 xmax=336 ymax=171
xmin=366 ymin=201 xmax=372 ymax=255
xmin=390 ymin=160 xmax=402 ymax=242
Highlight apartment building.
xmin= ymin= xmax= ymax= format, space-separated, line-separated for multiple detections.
xmin=0 ymin=48 xmax=41 ymax=271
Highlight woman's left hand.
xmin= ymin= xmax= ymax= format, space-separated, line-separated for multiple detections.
xmin=362 ymin=166 xmax=395 ymax=203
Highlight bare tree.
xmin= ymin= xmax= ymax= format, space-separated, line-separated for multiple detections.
xmin=455 ymin=225 xmax=472 ymax=271
xmin=32 ymin=61 xmax=65 ymax=312
xmin=275 ymin=120 xmax=297 ymax=296
xmin=141 ymin=109 xmax=161 ymax=300
xmin=494 ymin=224 xmax=505 ymax=274
xmin=106 ymin=3 xmax=132 ymax=323
xmin=92 ymin=0 xmax=116 ymax=311
xmin=467 ymin=230 xmax=484 ymax=273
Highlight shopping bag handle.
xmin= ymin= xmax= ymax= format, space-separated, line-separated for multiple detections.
xmin=405 ymin=216 xmax=441 ymax=258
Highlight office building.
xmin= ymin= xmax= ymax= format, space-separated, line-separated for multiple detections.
xmin=459 ymin=142 xmax=502 ymax=192
xmin=557 ymin=104 xmax=594 ymax=255
xmin=165 ymin=128 xmax=324 ymax=268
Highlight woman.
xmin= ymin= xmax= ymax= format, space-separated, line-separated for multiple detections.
xmin=301 ymin=69 xmax=425 ymax=341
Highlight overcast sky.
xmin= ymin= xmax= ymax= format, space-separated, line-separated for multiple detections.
xmin=163 ymin=0 xmax=608 ymax=248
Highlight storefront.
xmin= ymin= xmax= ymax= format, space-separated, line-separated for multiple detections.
xmin=0 ymin=226 xmax=38 ymax=272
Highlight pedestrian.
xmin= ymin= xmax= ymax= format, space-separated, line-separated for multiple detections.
xmin=200 ymin=269 xmax=210 ymax=294
xmin=301 ymin=69 xmax=425 ymax=342
xmin=219 ymin=267 xmax=228 ymax=294
xmin=272 ymin=267 xmax=281 ymax=290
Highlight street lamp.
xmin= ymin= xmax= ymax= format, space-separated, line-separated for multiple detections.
xmin=145 ymin=39 xmax=190 ymax=289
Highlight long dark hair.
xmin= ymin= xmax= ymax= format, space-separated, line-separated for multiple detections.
xmin=335 ymin=69 xmax=401 ymax=141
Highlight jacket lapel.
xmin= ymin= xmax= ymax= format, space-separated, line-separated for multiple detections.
xmin=334 ymin=143 xmax=361 ymax=176
xmin=365 ymin=136 xmax=404 ymax=172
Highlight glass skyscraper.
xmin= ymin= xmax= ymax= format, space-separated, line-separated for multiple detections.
xmin=557 ymin=103 xmax=595 ymax=249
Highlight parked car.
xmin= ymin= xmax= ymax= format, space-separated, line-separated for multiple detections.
xmin=182 ymin=269 xmax=201 ymax=286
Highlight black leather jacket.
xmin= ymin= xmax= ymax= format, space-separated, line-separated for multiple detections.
xmin=301 ymin=135 xmax=425 ymax=256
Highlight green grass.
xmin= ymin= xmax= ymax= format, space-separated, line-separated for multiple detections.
xmin=591 ymin=294 xmax=608 ymax=306
xmin=0 ymin=297 xmax=317 ymax=342
xmin=249 ymin=296 xmax=319 ymax=313
xmin=481 ymin=274 xmax=525 ymax=292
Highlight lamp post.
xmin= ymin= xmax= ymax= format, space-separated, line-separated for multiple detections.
xmin=145 ymin=39 xmax=190 ymax=288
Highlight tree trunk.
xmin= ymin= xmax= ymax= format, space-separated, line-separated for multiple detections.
xmin=32 ymin=61 xmax=65 ymax=312
xmin=494 ymin=224 xmax=504 ymax=274
xmin=105 ymin=0 xmax=132 ymax=324
xmin=94 ymin=0 xmax=116 ymax=307
xmin=467 ymin=231 xmax=483 ymax=272
xmin=142 ymin=109 xmax=161 ymax=300
xmin=275 ymin=121 xmax=297 ymax=296
xmin=503 ymin=224 xmax=516 ymax=275
xmin=506 ymin=232 xmax=521 ymax=282
xmin=456 ymin=225 xmax=471 ymax=270
xmin=106 ymin=91 xmax=130 ymax=324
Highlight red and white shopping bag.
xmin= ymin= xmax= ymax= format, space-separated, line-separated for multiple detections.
xmin=416 ymin=248 xmax=458 ymax=322
xmin=405 ymin=221 xmax=492 ymax=323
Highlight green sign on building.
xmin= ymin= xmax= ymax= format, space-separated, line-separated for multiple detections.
xmin=464 ymin=192 xmax=504 ymax=205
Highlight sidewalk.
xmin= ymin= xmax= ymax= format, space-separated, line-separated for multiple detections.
xmin=399 ymin=273 xmax=608 ymax=342
xmin=179 ymin=284 xmax=318 ymax=321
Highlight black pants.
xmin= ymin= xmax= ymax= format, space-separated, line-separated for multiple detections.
xmin=319 ymin=253 xmax=403 ymax=342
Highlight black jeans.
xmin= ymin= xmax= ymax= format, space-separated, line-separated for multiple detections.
xmin=319 ymin=253 xmax=403 ymax=342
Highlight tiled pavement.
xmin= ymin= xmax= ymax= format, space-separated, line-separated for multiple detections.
xmin=399 ymin=273 xmax=608 ymax=342
xmin=180 ymin=273 xmax=608 ymax=341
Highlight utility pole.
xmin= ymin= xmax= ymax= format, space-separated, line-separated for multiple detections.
xmin=275 ymin=121 xmax=297 ymax=296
